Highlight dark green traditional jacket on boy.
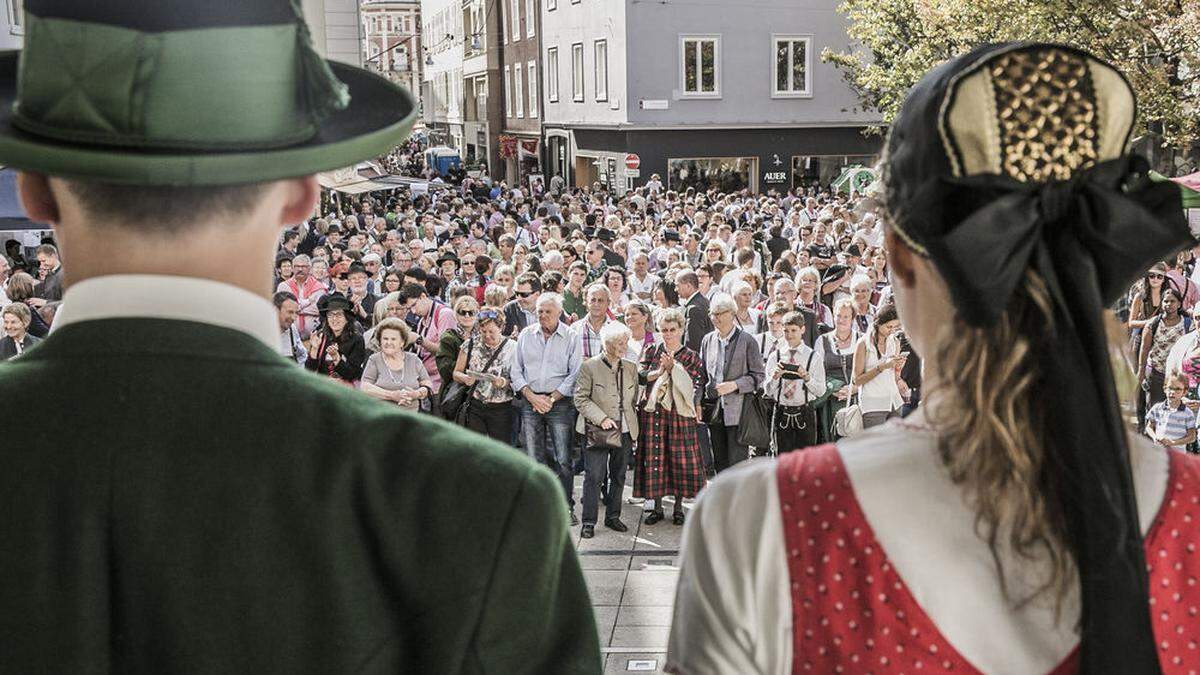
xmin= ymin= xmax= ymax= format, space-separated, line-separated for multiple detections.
xmin=0 ymin=278 xmax=600 ymax=673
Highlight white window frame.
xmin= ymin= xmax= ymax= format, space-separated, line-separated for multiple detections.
xmin=546 ymin=47 xmax=560 ymax=103
xmin=593 ymin=39 xmax=608 ymax=102
xmin=571 ymin=42 xmax=584 ymax=102
xmin=548 ymin=0 xmax=557 ymax=10
xmin=679 ymin=34 xmax=721 ymax=99
xmin=526 ymin=0 xmax=536 ymax=38
xmin=501 ymin=0 xmax=508 ymax=44
xmin=504 ymin=65 xmax=513 ymax=118
xmin=510 ymin=0 xmax=521 ymax=41
xmin=771 ymin=34 xmax=813 ymax=98
xmin=528 ymin=61 xmax=539 ymax=118
xmin=515 ymin=65 xmax=525 ymax=118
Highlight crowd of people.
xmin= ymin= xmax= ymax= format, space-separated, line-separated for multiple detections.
xmin=248 ymin=176 xmax=925 ymax=533
xmin=4 ymin=165 xmax=1194 ymax=531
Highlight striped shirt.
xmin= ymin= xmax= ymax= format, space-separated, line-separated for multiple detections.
xmin=1146 ymin=400 xmax=1197 ymax=451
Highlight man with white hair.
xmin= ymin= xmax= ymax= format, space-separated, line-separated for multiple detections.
xmin=627 ymin=252 xmax=659 ymax=301
xmin=575 ymin=284 xmax=612 ymax=360
xmin=511 ymin=292 xmax=584 ymax=523
xmin=573 ymin=322 xmax=639 ymax=538
xmin=276 ymin=254 xmax=325 ymax=340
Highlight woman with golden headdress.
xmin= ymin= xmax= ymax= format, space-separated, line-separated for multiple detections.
xmin=667 ymin=43 xmax=1199 ymax=674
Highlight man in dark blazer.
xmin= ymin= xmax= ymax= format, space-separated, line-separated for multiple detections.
xmin=0 ymin=3 xmax=599 ymax=673
xmin=0 ymin=302 xmax=40 ymax=360
xmin=677 ymin=270 xmax=713 ymax=353
xmin=502 ymin=271 xmax=542 ymax=336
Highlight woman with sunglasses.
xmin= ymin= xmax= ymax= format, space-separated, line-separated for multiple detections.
xmin=453 ymin=307 xmax=516 ymax=444
xmin=436 ymin=295 xmax=480 ymax=399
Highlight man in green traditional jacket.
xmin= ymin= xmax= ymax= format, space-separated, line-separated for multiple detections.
xmin=0 ymin=1 xmax=601 ymax=672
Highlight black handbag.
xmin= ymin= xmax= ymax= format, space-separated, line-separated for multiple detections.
xmin=442 ymin=338 xmax=508 ymax=423
xmin=439 ymin=338 xmax=476 ymax=421
xmin=736 ymin=333 xmax=779 ymax=449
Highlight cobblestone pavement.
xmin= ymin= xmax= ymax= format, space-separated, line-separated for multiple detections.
xmin=570 ymin=471 xmax=687 ymax=674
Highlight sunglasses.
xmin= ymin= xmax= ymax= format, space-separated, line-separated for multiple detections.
xmin=478 ymin=309 xmax=500 ymax=320
xmin=515 ymin=290 xmax=535 ymax=298
xmin=335 ymin=274 xmax=349 ymax=280
xmin=457 ymin=309 xmax=477 ymax=317
xmin=1148 ymin=273 xmax=1165 ymax=280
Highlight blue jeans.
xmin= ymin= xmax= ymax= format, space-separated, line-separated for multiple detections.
xmin=519 ymin=397 xmax=577 ymax=509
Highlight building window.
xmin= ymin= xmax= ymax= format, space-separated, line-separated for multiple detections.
xmin=515 ymin=65 xmax=525 ymax=118
xmin=773 ymin=35 xmax=812 ymax=97
xmin=680 ymin=35 xmax=719 ymax=98
xmin=668 ymin=157 xmax=758 ymax=192
xmin=547 ymin=47 xmax=560 ymax=102
xmin=504 ymin=65 xmax=513 ymax=118
xmin=511 ymin=0 xmax=521 ymax=41
xmin=594 ymin=40 xmax=608 ymax=102
xmin=526 ymin=0 xmax=535 ymax=37
xmin=528 ymin=61 xmax=539 ymax=117
xmin=548 ymin=0 xmax=557 ymax=10
xmin=571 ymin=42 xmax=584 ymax=102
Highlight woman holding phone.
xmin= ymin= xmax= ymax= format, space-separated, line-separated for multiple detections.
xmin=850 ymin=301 xmax=905 ymax=428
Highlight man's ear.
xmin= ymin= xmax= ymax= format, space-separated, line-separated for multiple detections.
xmin=279 ymin=176 xmax=320 ymax=226
xmin=17 ymin=173 xmax=61 ymax=224
xmin=884 ymin=228 xmax=918 ymax=288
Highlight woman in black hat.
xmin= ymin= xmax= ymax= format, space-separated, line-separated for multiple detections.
xmin=668 ymin=43 xmax=1198 ymax=674
xmin=306 ymin=293 xmax=366 ymax=384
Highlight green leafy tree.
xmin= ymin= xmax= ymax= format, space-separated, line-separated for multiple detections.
xmin=823 ymin=0 xmax=1200 ymax=146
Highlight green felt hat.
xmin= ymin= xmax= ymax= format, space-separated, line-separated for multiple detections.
xmin=0 ymin=0 xmax=418 ymax=186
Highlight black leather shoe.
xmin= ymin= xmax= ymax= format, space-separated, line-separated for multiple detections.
xmin=605 ymin=518 xmax=629 ymax=533
xmin=581 ymin=524 xmax=595 ymax=538
xmin=673 ymin=511 xmax=686 ymax=526
xmin=644 ymin=511 xmax=664 ymax=525
xmin=570 ymin=511 xmax=580 ymax=526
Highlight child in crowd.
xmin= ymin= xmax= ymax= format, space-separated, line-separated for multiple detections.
xmin=1145 ymin=372 xmax=1197 ymax=453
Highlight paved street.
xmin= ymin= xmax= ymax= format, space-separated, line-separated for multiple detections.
xmin=569 ymin=472 xmax=686 ymax=674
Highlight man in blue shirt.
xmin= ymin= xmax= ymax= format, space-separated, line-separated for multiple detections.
xmin=512 ymin=292 xmax=583 ymax=523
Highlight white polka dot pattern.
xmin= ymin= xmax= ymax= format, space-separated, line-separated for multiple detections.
xmin=777 ymin=444 xmax=1200 ymax=674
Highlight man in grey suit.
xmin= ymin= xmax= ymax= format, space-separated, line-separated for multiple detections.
xmin=677 ymin=271 xmax=713 ymax=353
xmin=573 ymin=322 xmax=640 ymax=538
xmin=700 ymin=294 xmax=765 ymax=472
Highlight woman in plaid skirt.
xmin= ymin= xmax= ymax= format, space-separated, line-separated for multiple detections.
xmin=636 ymin=308 xmax=707 ymax=525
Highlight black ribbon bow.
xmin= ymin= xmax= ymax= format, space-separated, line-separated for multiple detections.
xmin=904 ymin=154 xmax=1191 ymax=673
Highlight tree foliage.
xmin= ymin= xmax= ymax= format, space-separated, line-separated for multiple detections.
xmin=823 ymin=0 xmax=1200 ymax=146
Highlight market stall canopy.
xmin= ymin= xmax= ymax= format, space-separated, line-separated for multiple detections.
xmin=832 ymin=165 xmax=877 ymax=195
xmin=1150 ymin=170 xmax=1200 ymax=209
xmin=318 ymin=162 xmax=394 ymax=194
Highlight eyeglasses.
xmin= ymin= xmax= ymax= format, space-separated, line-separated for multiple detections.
xmin=1148 ymin=273 xmax=1165 ymax=280
xmin=457 ymin=309 xmax=477 ymax=317
xmin=515 ymin=290 xmax=535 ymax=298
xmin=335 ymin=274 xmax=349 ymax=280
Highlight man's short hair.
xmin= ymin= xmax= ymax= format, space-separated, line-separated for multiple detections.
xmin=61 ymin=180 xmax=272 ymax=234
xmin=399 ymin=282 xmax=427 ymax=301
xmin=273 ymin=291 xmax=298 ymax=308
xmin=676 ymin=271 xmax=699 ymax=288
xmin=515 ymin=272 xmax=543 ymax=292
xmin=536 ymin=292 xmax=563 ymax=311
xmin=2 ymin=301 xmax=31 ymax=325
xmin=568 ymin=261 xmax=588 ymax=275
xmin=35 ymin=243 xmax=58 ymax=258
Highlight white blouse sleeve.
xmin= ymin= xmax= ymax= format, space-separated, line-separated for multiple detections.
xmin=667 ymin=461 xmax=792 ymax=674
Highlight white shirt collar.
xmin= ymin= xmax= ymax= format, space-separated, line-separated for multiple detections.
xmin=52 ymin=275 xmax=279 ymax=351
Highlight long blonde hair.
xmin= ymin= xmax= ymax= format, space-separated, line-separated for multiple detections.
xmin=878 ymin=143 xmax=1078 ymax=618
xmin=924 ymin=268 xmax=1076 ymax=618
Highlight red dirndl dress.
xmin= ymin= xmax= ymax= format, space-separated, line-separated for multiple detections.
xmin=777 ymin=444 xmax=1200 ymax=674
xmin=634 ymin=343 xmax=708 ymax=500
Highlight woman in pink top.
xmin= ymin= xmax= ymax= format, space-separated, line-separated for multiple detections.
xmin=668 ymin=43 xmax=1199 ymax=675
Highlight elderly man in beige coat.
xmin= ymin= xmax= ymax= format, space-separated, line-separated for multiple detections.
xmin=573 ymin=322 xmax=641 ymax=538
